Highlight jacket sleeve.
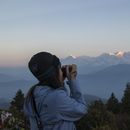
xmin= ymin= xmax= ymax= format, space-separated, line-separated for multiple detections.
xmin=56 ymin=79 xmax=87 ymax=121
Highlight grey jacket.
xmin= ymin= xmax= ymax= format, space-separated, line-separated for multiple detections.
xmin=24 ymin=79 xmax=87 ymax=130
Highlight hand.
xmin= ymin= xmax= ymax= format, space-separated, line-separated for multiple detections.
xmin=66 ymin=64 xmax=77 ymax=80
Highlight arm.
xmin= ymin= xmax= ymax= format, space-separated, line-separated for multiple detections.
xmin=68 ymin=79 xmax=86 ymax=105
xmin=66 ymin=64 xmax=86 ymax=104
xmin=56 ymin=79 xmax=87 ymax=121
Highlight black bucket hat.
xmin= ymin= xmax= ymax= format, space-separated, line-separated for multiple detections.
xmin=28 ymin=52 xmax=61 ymax=81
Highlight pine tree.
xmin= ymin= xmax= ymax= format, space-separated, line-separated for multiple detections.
xmin=106 ymin=92 xmax=119 ymax=114
xmin=9 ymin=89 xmax=25 ymax=128
xmin=122 ymin=82 xmax=130 ymax=114
xmin=10 ymin=89 xmax=25 ymax=113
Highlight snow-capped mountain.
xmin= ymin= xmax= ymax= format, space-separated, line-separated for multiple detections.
xmin=109 ymin=51 xmax=125 ymax=58
xmin=61 ymin=51 xmax=130 ymax=74
xmin=0 ymin=51 xmax=130 ymax=79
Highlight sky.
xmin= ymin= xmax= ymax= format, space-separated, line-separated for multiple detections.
xmin=0 ymin=0 xmax=130 ymax=66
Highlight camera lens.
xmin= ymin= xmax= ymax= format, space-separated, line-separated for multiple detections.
xmin=61 ymin=66 xmax=72 ymax=78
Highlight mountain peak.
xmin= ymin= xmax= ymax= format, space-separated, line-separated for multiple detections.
xmin=70 ymin=55 xmax=77 ymax=59
xmin=66 ymin=55 xmax=77 ymax=59
xmin=108 ymin=51 xmax=125 ymax=58
xmin=115 ymin=51 xmax=124 ymax=58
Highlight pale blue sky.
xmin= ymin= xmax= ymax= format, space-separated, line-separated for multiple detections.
xmin=0 ymin=0 xmax=130 ymax=66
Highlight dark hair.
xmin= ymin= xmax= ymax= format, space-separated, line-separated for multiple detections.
xmin=25 ymin=52 xmax=63 ymax=103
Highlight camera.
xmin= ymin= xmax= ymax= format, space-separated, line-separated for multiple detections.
xmin=61 ymin=65 xmax=72 ymax=78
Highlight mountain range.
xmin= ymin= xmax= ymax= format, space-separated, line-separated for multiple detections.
xmin=61 ymin=51 xmax=130 ymax=74
xmin=0 ymin=51 xmax=130 ymax=77
xmin=0 ymin=51 xmax=130 ymax=102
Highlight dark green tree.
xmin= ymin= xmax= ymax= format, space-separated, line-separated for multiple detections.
xmin=106 ymin=93 xmax=119 ymax=114
xmin=76 ymin=100 xmax=117 ymax=130
xmin=121 ymin=82 xmax=130 ymax=114
xmin=115 ymin=113 xmax=130 ymax=130
xmin=10 ymin=89 xmax=24 ymax=113
xmin=9 ymin=89 xmax=25 ymax=129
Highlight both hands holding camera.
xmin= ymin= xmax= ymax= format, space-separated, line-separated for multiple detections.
xmin=61 ymin=64 xmax=77 ymax=80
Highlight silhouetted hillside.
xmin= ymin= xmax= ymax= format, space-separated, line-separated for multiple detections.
xmin=78 ymin=64 xmax=130 ymax=99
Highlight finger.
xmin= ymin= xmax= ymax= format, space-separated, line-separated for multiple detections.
xmin=71 ymin=64 xmax=77 ymax=72
xmin=66 ymin=65 xmax=71 ymax=79
xmin=71 ymin=71 xmax=77 ymax=77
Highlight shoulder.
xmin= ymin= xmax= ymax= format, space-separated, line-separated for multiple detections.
xmin=41 ymin=87 xmax=69 ymax=105
xmin=34 ymin=85 xmax=51 ymax=97
xmin=34 ymin=85 xmax=68 ymax=101
xmin=52 ymin=87 xmax=68 ymax=99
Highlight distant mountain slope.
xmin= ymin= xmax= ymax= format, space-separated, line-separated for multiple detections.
xmin=88 ymin=64 xmax=130 ymax=77
xmin=0 ymin=98 xmax=10 ymax=109
xmin=0 ymin=63 xmax=130 ymax=100
xmin=0 ymin=80 xmax=35 ymax=99
xmin=0 ymin=67 xmax=34 ymax=80
xmin=78 ymin=64 xmax=130 ymax=99
xmin=0 ymin=73 xmax=17 ymax=82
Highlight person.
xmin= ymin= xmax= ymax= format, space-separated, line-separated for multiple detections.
xmin=24 ymin=52 xmax=87 ymax=130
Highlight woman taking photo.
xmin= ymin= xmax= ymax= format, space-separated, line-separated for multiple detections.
xmin=24 ymin=52 xmax=87 ymax=130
